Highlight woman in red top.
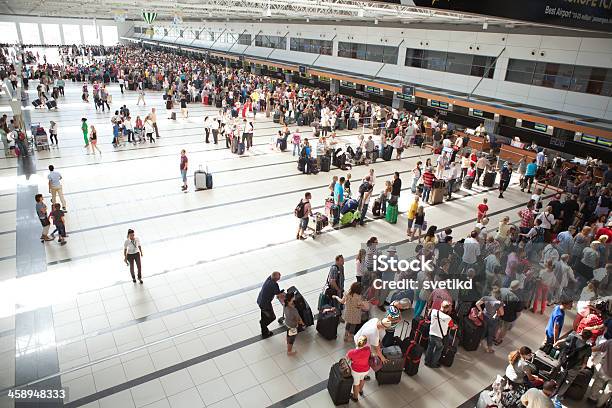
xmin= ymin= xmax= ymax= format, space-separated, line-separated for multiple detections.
xmin=346 ymin=335 xmax=370 ymax=402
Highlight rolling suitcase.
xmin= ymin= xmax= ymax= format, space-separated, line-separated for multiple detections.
xmin=460 ymin=318 xmax=483 ymax=351
xmin=379 ymin=346 xmax=404 ymax=373
xmin=273 ymin=112 xmax=281 ymax=123
xmin=348 ymin=118 xmax=357 ymax=130
xmin=409 ymin=316 xmax=430 ymax=348
xmin=46 ymin=99 xmax=57 ymax=109
xmin=331 ymin=205 xmax=340 ymax=225
xmin=564 ymin=367 xmax=593 ymax=400
xmin=373 ymin=127 xmax=381 ymax=136
xmin=463 ymin=177 xmax=475 ymax=189
xmin=429 ymin=186 xmax=445 ymax=205
xmin=32 ymin=99 xmax=42 ymax=107
xmin=341 ymin=199 xmax=358 ymax=215
xmin=170 ymin=112 xmax=177 ymax=120
xmin=439 ymin=328 xmax=458 ymax=367
xmin=327 ymin=363 xmax=353 ymax=406
xmin=320 ymin=155 xmax=331 ymax=172
xmin=375 ymin=369 xmax=403 ymax=385
xmin=532 ymin=350 xmax=561 ymax=381
xmin=194 ymin=168 xmax=213 ymax=190
xmin=382 ymin=145 xmax=393 ymax=161
xmin=298 ymin=157 xmax=306 ymax=173
xmin=404 ymin=338 xmax=424 ymax=376
xmin=316 ymin=310 xmax=340 ymax=340
xmin=279 ymin=139 xmax=287 ymax=152
xmin=286 ymin=286 xmax=314 ymax=327
xmin=483 ymin=172 xmax=496 ymax=187
xmin=238 ymin=142 xmax=245 ymax=155
xmin=385 ymin=204 xmax=398 ymax=224
xmin=371 ymin=149 xmax=379 ymax=163
xmin=372 ymin=199 xmax=381 ymax=217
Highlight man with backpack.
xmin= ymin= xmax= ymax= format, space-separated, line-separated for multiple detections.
xmin=554 ymin=329 xmax=593 ymax=401
xmin=358 ymin=177 xmax=373 ymax=226
xmin=295 ymin=192 xmax=312 ymax=240
xmin=425 ymin=301 xmax=455 ymax=368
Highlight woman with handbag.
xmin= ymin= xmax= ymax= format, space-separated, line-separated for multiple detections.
xmin=345 ymin=335 xmax=370 ymax=402
xmin=334 ymin=282 xmax=368 ymax=342
xmin=283 ymin=291 xmax=304 ymax=356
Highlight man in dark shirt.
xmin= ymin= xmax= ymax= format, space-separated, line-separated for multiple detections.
xmin=391 ymin=172 xmax=402 ymax=205
xmin=561 ymin=194 xmax=579 ymax=230
xmin=548 ymin=194 xmax=563 ymax=220
xmin=257 ymin=272 xmax=284 ymax=338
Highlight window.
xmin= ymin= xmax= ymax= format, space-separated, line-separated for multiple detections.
xmin=102 ymin=26 xmax=118 ymax=46
xmin=405 ymin=48 xmax=495 ymax=78
xmin=290 ymin=38 xmax=333 ymax=55
xmin=505 ymin=58 xmax=612 ymax=96
xmin=41 ymin=24 xmax=61 ymax=45
xmin=338 ymin=41 xmax=397 ymax=63
xmin=82 ymin=24 xmax=100 ymax=45
xmin=0 ymin=22 xmax=19 ymax=44
xmin=238 ymin=34 xmax=251 ymax=45
xmin=254 ymin=35 xmax=286 ymax=50
xmin=62 ymin=24 xmax=81 ymax=45
xmin=20 ymin=23 xmax=41 ymax=45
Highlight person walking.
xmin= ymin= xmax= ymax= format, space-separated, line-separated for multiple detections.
xmin=35 ymin=194 xmax=53 ymax=242
xmin=144 ymin=116 xmax=155 ymax=143
xmin=180 ymin=149 xmax=188 ymax=192
xmin=123 ymin=229 xmax=143 ymax=283
xmin=89 ymin=125 xmax=102 ymax=155
xmin=180 ymin=93 xmax=188 ymax=118
xmin=256 ymin=272 xmax=285 ymax=338
xmin=523 ymin=159 xmax=538 ymax=193
xmin=118 ymin=77 xmax=125 ymax=94
xmin=136 ymin=84 xmax=146 ymax=106
xmin=345 ymin=335 xmax=371 ymax=402
xmin=151 ymin=107 xmax=159 ymax=138
xmin=499 ymin=163 xmax=512 ymax=198
xmin=47 ymin=165 xmax=66 ymax=211
xmin=49 ymin=203 xmax=67 ymax=245
xmin=283 ymin=291 xmax=304 ymax=356
xmin=411 ymin=161 xmax=422 ymax=194
xmin=425 ymin=301 xmax=454 ymax=368
xmin=49 ymin=121 xmax=58 ymax=147
xmin=81 ymin=118 xmax=90 ymax=153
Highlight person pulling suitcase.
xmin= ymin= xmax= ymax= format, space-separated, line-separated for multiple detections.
xmin=424 ymin=301 xmax=455 ymax=368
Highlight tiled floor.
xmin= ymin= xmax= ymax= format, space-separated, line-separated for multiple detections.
xmin=0 ymin=75 xmax=589 ymax=408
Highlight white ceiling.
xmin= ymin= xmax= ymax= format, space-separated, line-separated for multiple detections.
xmin=0 ymin=0 xmax=541 ymax=28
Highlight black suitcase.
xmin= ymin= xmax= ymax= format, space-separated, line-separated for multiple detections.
xmin=564 ymin=367 xmax=593 ymax=400
xmin=273 ymin=112 xmax=281 ymax=123
xmin=286 ymin=286 xmax=314 ymax=327
xmin=279 ymin=139 xmax=287 ymax=152
xmin=532 ymin=350 xmax=561 ymax=380
xmin=460 ymin=319 xmax=483 ymax=351
xmin=238 ymin=142 xmax=245 ymax=155
xmin=371 ymin=149 xmax=379 ymax=163
xmin=320 ymin=156 xmax=331 ymax=172
xmin=215 ymin=99 xmax=222 ymax=108
xmin=463 ymin=177 xmax=475 ymax=189
xmin=32 ymin=99 xmax=42 ymax=107
xmin=316 ymin=311 xmax=340 ymax=340
xmin=46 ymin=100 xmax=57 ymax=109
xmin=348 ymin=119 xmax=357 ymax=130
xmin=375 ymin=369 xmax=402 ymax=385
xmin=439 ymin=328 xmax=458 ymax=367
xmin=409 ymin=316 xmax=430 ymax=348
xmin=331 ymin=205 xmax=340 ymax=225
xmin=327 ymin=363 xmax=353 ymax=406
xmin=382 ymin=145 xmax=393 ymax=161
xmin=483 ymin=172 xmax=496 ymax=187
xmin=404 ymin=340 xmax=423 ymax=376
xmin=298 ymin=157 xmax=306 ymax=173
xmin=372 ymin=199 xmax=381 ymax=217
xmin=379 ymin=345 xmax=403 ymax=373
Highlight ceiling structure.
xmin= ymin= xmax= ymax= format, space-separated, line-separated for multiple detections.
xmin=0 ymin=0 xmax=568 ymax=30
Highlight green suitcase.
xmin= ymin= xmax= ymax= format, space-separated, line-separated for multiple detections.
xmin=385 ymin=204 xmax=398 ymax=224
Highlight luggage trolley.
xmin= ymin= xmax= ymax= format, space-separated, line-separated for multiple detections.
xmin=30 ymin=123 xmax=49 ymax=151
xmin=307 ymin=212 xmax=328 ymax=239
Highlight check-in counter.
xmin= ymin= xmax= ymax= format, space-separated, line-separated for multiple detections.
xmin=456 ymin=131 xmax=490 ymax=152
xmin=499 ymin=144 xmax=537 ymax=165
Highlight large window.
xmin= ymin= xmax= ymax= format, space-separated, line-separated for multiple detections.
xmin=41 ymin=24 xmax=62 ymax=45
xmin=338 ymin=42 xmax=398 ymax=64
xmin=0 ymin=22 xmax=19 ymax=44
xmin=238 ymin=34 xmax=252 ymax=46
xmin=405 ymin=48 xmax=495 ymax=78
xmin=290 ymin=38 xmax=333 ymax=55
xmin=63 ymin=24 xmax=82 ymax=45
xmin=254 ymin=35 xmax=287 ymax=50
xmin=82 ymin=24 xmax=100 ymax=45
xmin=20 ymin=23 xmax=41 ymax=45
xmin=505 ymin=59 xmax=612 ymax=96
xmin=102 ymin=26 xmax=118 ymax=46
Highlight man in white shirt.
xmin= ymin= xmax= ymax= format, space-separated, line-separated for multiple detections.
xmin=520 ymin=380 xmax=555 ymax=408
xmin=462 ymin=230 xmax=481 ymax=268
xmin=47 ymin=165 xmax=66 ymax=211
xmin=424 ymin=301 xmax=454 ymax=368
xmin=354 ymin=317 xmax=392 ymax=365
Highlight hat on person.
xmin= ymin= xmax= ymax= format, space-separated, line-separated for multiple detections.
xmin=386 ymin=306 xmax=400 ymax=319
xmin=380 ymin=318 xmax=392 ymax=329
xmin=510 ymin=280 xmax=521 ymax=290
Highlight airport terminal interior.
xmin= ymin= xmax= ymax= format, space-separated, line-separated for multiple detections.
xmin=0 ymin=1 xmax=611 ymax=408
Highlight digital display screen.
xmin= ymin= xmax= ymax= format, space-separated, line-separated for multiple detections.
xmin=340 ymin=80 xmax=356 ymax=89
xmin=472 ymin=109 xmax=484 ymax=117
xmin=534 ymin=123 xmax=548 ymax=132
xmin=581 ymin=135 xmax=597 ymax=143
xmin=366 ymin=86 xmax=382 ymax=94
xmin=431 ymin=100 xmax=449 ymax=110
xmin=596 ymin=137 xmax=611 ymax=147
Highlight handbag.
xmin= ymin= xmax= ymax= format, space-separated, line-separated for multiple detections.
xmin=338 ymin=358 xmax=352 ymax=378
xmin=421 ymin=220 xmax=428 ymax=231
xmin=468 ymin=307 xmax=484 ymax=327
xmin=368 ymin=355 xmax=383 ymax=372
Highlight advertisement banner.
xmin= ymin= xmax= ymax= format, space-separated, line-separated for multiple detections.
xmin=372 ymin=0 xmax=611 ymax=32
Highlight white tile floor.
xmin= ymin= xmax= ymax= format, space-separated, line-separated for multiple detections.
xmin=0 ymin=78 xmax=589 ymax=408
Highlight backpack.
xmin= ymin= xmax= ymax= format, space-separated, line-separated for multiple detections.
xmin=531 ymin=227 xmax=545 ymax=244
xmin=358 ymin=181 xmax=370 ymax=196
xmin=294 ymin=200 xmax=306 ymax=218
xmin=561 ymin=335 xmax=591 ymax=369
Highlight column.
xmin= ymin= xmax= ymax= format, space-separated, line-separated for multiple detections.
xmin=38 ymin=23 xmax=44 ymax=46
xmin=59 ymin=24 xmax=65 ymax=45
xmin=15 ymin=22 xmax=23 ymax=45
xmin=79 ymin=24 xmax=85 ymax=46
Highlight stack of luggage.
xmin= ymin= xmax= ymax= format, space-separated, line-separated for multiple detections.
xmin=339 ymin=198 xmax=360 ymax=227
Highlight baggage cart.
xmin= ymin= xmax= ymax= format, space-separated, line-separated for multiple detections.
xmin=307 ymin=212 xmax=328 ymax=239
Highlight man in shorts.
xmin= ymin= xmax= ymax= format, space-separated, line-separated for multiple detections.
xmin=180 ymin=149 xmax=188 ymax=191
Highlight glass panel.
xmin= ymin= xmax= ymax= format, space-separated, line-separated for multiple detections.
xmin=505 ymin=70 xmax=533 ymax=84
xmin=101 ymin=26 xmax=118 ymax=46
xmin=338 ymin=42 xmax=352 ymax=58
xmin=446 ymin=52 xmax=472 ymax=75
xmin=41 ymin=24 xmax=61 ymax=45
xmin=0 ymin=22 xmax=19 ymax=44
xmin=62 ymin=24 xmax=82 ymax=45
xmin=355 ymin=43 xmax=367 ymax=60
xmin=82 ymin=24 xmax=100 ymax=45
xmin=20 ymin=23 xmax=41 ymax=45
xmin=507 ymin=59 xmax=536 ymax=73
xmin=382 ymin=46 xmax=398 ymax=64
xmin=366 ymin=45 xmax=384 ymax=62
xmin=422 ymin=50 xmax=446 ymax=71
xmin=320 ymin=40 xmax=333 ymax=56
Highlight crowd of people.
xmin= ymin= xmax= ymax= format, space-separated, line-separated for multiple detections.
xmin=1 ymin=43 xmax=611 ymax=406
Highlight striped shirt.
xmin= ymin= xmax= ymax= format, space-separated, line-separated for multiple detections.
xmin=422 ymin=171 xmax=436 ymax=188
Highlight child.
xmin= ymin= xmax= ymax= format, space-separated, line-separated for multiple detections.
xmin=413 ymin=206 xmax=425 ymax=242
xmin=49 ymin=203 xmax=67 ymax=245
xmin=477 ymin=198 xmax=489 ymax=223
